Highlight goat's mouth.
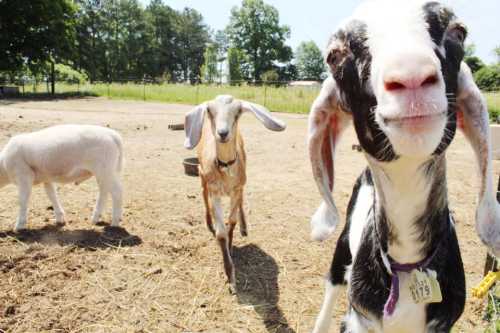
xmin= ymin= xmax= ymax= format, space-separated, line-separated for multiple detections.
xmin=383 ymin=112 xmax=446 ymax=133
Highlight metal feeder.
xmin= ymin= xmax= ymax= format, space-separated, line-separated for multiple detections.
xmin=168 ymin=123 xmax=184 ymax=131
xmin=183 ymin=157 xmax=199 ymax=177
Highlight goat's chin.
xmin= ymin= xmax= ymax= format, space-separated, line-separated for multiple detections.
xmin=383 ymin=121 xmax=446 ymax=158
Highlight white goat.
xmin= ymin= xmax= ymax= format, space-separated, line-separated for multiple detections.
xmin=0 ymin=124 xmax=124 ymax=231
xmin=184 ymin=95 xmax=286 ymax=291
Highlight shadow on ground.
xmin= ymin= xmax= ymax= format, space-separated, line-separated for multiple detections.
xmin=0 ymin=224 xmax=142 ymax=249
xmin=233 ymin=244 xmax=295 ymax=333
xmin=0 ymin=92 xmax=97 ymax=105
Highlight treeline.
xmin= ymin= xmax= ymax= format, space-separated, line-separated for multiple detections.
xmin=0 ymin=0 xmax=327 ymax=86
xmin=2 ymin=0 xmax=497 ymax=89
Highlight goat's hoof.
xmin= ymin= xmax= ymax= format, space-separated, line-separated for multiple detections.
xmin=240 ymin=229 xmax=248 ymax=237
xmin=14 ymin=225 xmax=26 ymax=232
xmin=228 ymin=282 xmax=237 ymax=294
xmin=111 ymin=220 xmax=121 ymax=227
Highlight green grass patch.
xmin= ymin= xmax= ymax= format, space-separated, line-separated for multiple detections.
xmin=85 ymin=83 xmax=319 ymax=114
xmin=15 ymin=83 xmax=500 ymax=121
xmin=485 ymin=92 xmax=500 ymax=123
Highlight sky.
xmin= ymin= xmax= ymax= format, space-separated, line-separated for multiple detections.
xmin=141 ymin=0 xmax=500 ymax=64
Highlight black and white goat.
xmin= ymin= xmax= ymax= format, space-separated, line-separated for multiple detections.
xmin=308 ymin=1 xmax=499 ymax=332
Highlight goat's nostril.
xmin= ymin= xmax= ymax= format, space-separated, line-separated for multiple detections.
xmin=384 ymin=81 xmax=406 ymax=91
xmin=422 ymin=74 xmax=438 ymax=86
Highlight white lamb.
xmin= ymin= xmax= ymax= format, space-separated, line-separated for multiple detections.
xmin=0 ymin=124 xmax=124 ymax=231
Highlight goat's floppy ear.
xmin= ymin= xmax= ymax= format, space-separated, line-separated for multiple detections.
xmin=241 ymin=101 xmax=286 ymax=131
xmin=456 ymin=62 xmax=500 ymax=256
xmin=308 ymin=76 xmax=352 ymax=241
xmin=184 ymin=103 xmax=208 ymax=149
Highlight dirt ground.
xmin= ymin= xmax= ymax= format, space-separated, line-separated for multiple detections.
xmin=0 ymin=97 xmax=498 ymax=333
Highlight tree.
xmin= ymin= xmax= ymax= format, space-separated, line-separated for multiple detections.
xmin=226 ymin=0 xmax=292 ymax=82
xmin=463 ymin=43 xmax=484 ymax=73
xmin=227 ymin=47 xmax=245 ymax=85
xmin=494 ymin=46 xmax=500 ymax=64
xmin=175 ymin=8 xmax=210 ymax=83
xmin=474 ymin=65 xmax=500 ymax=91
xmin=201 ymin=44 xmax=218 ymax=83
xmin=0 ymin=0 xmax=77 ymax=93
xmin=295 ymin=41 xmax=326 ymax=81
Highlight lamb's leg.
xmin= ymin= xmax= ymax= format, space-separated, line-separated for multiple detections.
xmin=91 ymin=177 xmax=109 ymax=224
xmin=109 ymin=175 xmax=123 ymax=227
xmin=14 ymin=176 xmax=34 ymax=231
xmin=44 ymin=182 xmax=65 ymax=224
xmin=211 ymin=195 xmax=236 ymax=292
xmin=201 ymin=175 xmax=214 ymax=235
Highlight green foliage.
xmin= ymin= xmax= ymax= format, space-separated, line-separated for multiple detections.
xmin=494 ymin=46 xmax=500 ymax=64
xmin=54 ymin=64 xmax=88 ymax=83
xmin=74 ymin=0 xmax=210 ymax=83
xmin=227 ymin=47 xmax=245 ymax=85
xmin=261 ymin=69 xmax=279 ymax=84
xmin=485 ymin=92 xmax=500 ymax=123
xmin=295 ymin=41 xmax=326 ymax=81
xmin=475 ymin=65 xmax=500 ymax=92
xmin=226 ymin=0 xmax=292 ymax=82
xmin=464 ymin=56 xmax=485 ymax=73
xmin=0 ymin=0 xmax=77 ymax=72
xmin=201 ymin=44 xmax=219 ymax=83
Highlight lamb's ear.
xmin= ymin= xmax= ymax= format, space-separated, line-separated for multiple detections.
xmin=240 ymin=101 xmax=286 ymax=131
xmin=308 ymin=76 xmax=352 ymax=241
xmin=184 ymin=103 xmax=208 ymax=149
xmin=456 ymin=62 xmax=500 ymax=256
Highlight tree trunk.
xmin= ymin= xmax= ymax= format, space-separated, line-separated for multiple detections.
xmin=51 ymin=61 xmax=55 ymax=95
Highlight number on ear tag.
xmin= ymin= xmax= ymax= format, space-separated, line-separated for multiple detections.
xmin=409 ymin=269 xmax=442 ymax=304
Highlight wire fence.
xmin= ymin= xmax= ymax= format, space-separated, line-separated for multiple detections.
xmin=0 ymin=78 xmax=322 ymax=114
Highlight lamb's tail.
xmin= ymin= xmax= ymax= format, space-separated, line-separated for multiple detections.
xmin=110 ymin=131 xmax=124 ymax=173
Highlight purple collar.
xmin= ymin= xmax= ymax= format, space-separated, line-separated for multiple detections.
xmin=382 ymin=248 xmax=438 ymax=317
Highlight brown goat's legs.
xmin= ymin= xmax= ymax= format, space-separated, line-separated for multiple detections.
xmin=201 ymin=175 xmax=214 ymax=236
xmin=227 ymin=192 xmax=242 ymax=251
xmin=238 ymin=198 xmax=247 ymax=237
xmin=211 ymin=196 xmax=236 ymax=291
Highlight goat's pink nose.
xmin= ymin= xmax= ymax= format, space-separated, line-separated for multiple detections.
xmin=382 ymin=54 xmax=439 ymax=92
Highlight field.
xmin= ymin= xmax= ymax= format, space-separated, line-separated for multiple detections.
xmin=18 ymin=83 xmax=500 ymax=121
xmin=0 ymin=97 xmax=499 ymax=333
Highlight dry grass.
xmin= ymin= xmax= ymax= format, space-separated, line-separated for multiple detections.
xmin=0 ymin=97 xmax=498 ymax=333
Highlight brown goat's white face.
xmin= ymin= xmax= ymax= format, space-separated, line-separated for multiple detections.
xmin=207 ymin=95 xmax=242 ymax=144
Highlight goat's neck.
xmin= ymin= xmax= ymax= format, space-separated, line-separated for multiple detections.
xmin=215 ymin=135 xmax=238 ymax=163
xmin=369 ymin=155 xmax=447 ymax=264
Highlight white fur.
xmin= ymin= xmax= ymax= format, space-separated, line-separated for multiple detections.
xmin=0 ymin=124 xmax=124 ymax=231
xmin=312 ymin=280 xmax=344 ymax=333
xmin=349 ymin=184 xmax=374 ymax=258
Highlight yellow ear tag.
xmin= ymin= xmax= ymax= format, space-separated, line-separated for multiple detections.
xmin=409 ymin=269 xmax=442 ymax=304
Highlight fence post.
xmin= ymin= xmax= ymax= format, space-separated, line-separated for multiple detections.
xmin=107 ymin=82 xmax=110 ymax=98
xmin=264 ymin=84 xmax=268 ymax=108
xmin=143 ymin=79 xmax=146 ymax=101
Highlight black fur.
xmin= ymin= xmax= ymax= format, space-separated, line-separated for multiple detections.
xmin=328 ymin=22 xmax=397 ymax=163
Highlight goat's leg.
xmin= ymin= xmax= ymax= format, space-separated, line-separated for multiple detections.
xmin=201 ymin=175 xmax=214 ymax=235
xmin=14 ymin=173 xmax=34 ymax=231
xmin=211 ymin=196 xmax=236 ymax=292
xmin=91 ymin=176 xmax=109 ymax=224
xmin=109 ymin=175 xmax=123 ymax=227
xmin=227 ymin=192 xmax=242 ymax=251
xmin=44 ymin=182 xmax=65 ymax=224
xmin=313 ymin=227 xmax=351 ymax=333
xmin=238 ymin=192 xmax=247 ymax=237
